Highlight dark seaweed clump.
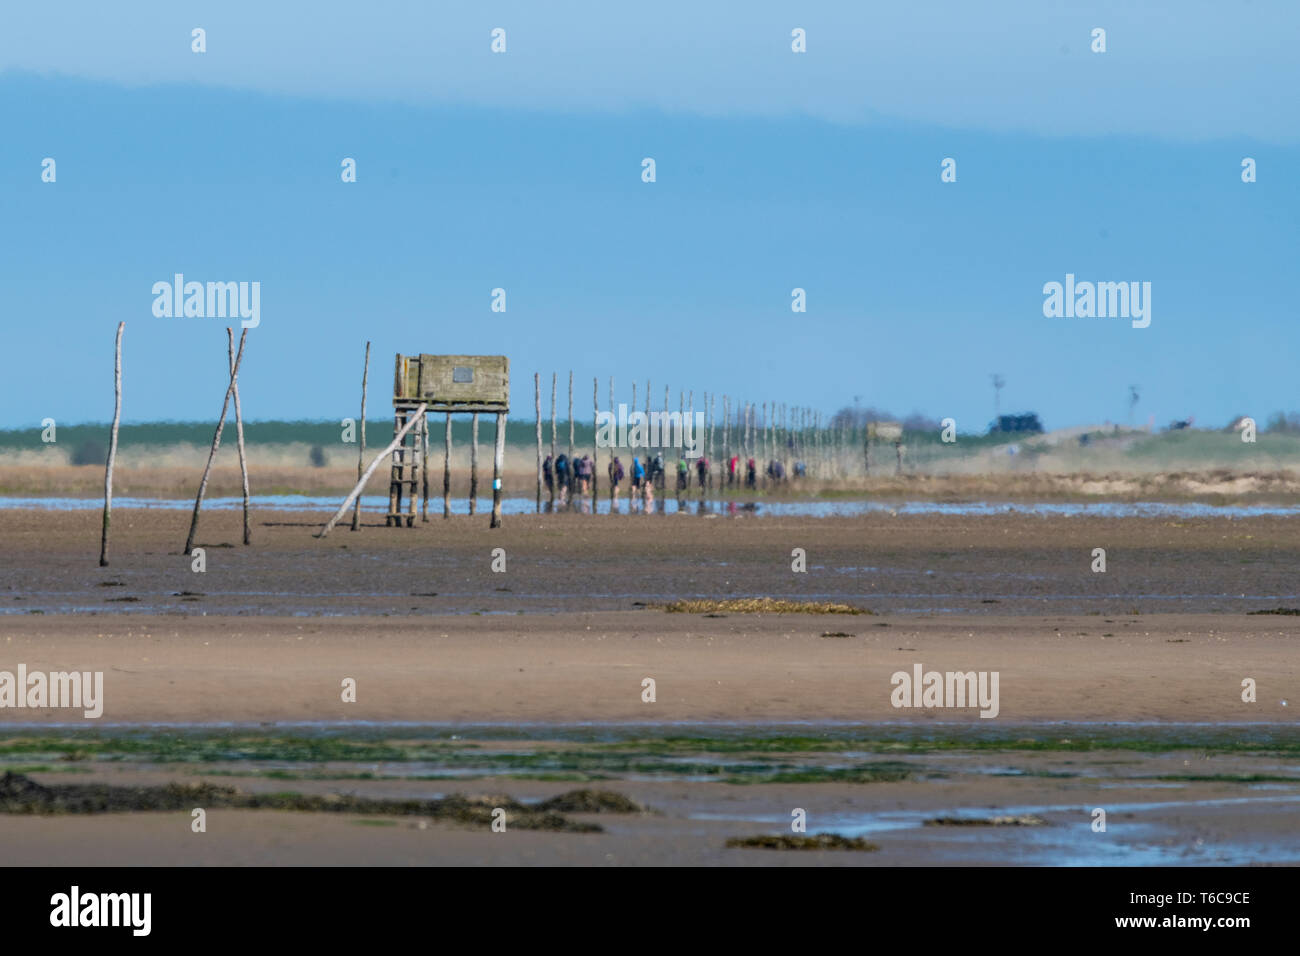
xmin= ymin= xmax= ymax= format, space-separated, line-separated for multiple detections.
xmin=0 ymin=772 xmax=644 ymax=832
xmin=725 ymin=834 xmax=878 ymax=851
xmin=924 ymin=814 xmax=1046 ymax=827
xmin=534 ymin=788 xmax=644 ymax=814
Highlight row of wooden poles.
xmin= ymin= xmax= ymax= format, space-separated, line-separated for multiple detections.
xmin=528 ymin=371 xmax=891 ymax=511
xmin=95 ymin=327 xmax=895 ymax=566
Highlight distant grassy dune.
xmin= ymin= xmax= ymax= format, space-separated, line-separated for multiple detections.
xmin=1 ymin=420 xmax=1298 ymax=501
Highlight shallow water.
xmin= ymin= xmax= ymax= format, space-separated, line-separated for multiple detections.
xmin=6 ymin=720 xmax=1293 ymax=865
xmin=5 ymin=494 xmax=1300 ymax=519
xmin=698 ymin=793 xmax=1300 ymax=866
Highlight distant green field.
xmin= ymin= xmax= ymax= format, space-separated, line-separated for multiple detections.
xmin=0 ymin=420 xmax=595 ymax=452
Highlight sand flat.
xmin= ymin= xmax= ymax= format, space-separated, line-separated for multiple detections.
xmin=0 ymin=611 xmax=1294 ymax=724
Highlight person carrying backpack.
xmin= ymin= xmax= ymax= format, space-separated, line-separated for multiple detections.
xmin=543 ymin=454 xmax=554 ymax=497
xmin=676 ymin=457 xmax=689 ymax=493
xmin=578 ymin=455 xmax=592 ymax=496
xmin=609 ymin=456 xmax=625 ymax=504
xmin=555 ymin=454 xmax=570 ymax=504
xmin=695 ymin=455 xmax=709 ymax=492
xmin=746 ymin=457 xmax=757 ymax=489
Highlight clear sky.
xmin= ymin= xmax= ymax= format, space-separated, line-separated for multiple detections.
xmin=2 ymin=1 xmax=1296 ymax=431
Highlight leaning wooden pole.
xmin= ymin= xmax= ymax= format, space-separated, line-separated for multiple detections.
xmin=227 ymin=328 xmax=252 ymax=545
xmin=350 ymin=341 xmax=370 ymax=531
xmin=534 ymin=373 xmax=542 ymax=513
xmin=490 ymin=412 xmax=505 ymax=529
xmin=184 ymin=329 xmax=247 ymax=555
xmin=98 ymin=322 xmax=124 ymax=567
xmin=319 ymin=404 xmax=427 ymax=537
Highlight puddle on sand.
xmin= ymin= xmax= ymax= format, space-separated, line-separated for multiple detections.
xmin=6 ymin=495 xmax=1300 ymax=519
xmin=699 ymin=793 xmax=1300 ymax=865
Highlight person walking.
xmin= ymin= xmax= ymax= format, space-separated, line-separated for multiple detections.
xmin=555 ymin=453 xmax=570 ymax=505
xmin=608 ymin=456 xmax=624 ymax=506
xmin=631 ymin=456 xmax=646 ymax=512
xmin=578 ymin=454 xmax=592 ymax=496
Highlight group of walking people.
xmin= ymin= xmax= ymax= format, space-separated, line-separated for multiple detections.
xmin=542 ymin=452 xmax=595 ymax=505
xmin=543 ymin=448 xmax=793 ymax=513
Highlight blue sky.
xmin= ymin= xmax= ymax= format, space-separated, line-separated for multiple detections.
xmin=1 ymin=1 xmax=1296 ymax=431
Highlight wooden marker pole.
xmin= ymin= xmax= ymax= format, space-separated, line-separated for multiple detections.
xmin=608 ymin=376 xmax=615 ymax=504
xmin=722 ymin=395 xmax=729 ymax=486
xmin=702 ymin=390 xmax=709 ymax=461
xmin=550 ymin=373 xmax=557 ymax=503
xmin=320 ymin=404 xmax=427 ymax=537
xmin=351 ymin=341 xmax=369 ymax=531
xmin=592 ymin=376 xmax=599 ymax=507
xmin=709 ymin=393 xmax=716 ymax=492
xmin=99 ymin=322 xmax=124 ymax=567
xmin=443 ymin=412 xmax=452 ymax=519
xmin=224 ymin=328 xmax=252 ymax=545
xmin=665 ymin=386 xmax=671 ymax=459
xmin=534 ymin=373 xmax=542 ymax=513
xmin=184 ymin=328 xmax=246 ymax=555
xmin=490 ymin=412 xmax=505 ymax=528
xmin=568 ymin=370 xmax=574 ymax=464
xmin=470 ymin=412 xmax=480 ymax=515
xmin=421 ymin=412 xmax=430 ymax=522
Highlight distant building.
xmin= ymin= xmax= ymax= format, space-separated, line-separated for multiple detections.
xmin=988 ymin=413 xmax=1044 ymax=435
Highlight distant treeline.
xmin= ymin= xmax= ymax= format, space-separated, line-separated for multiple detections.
xmin=5 ymin=414 xmax=1299 ymax=463
xmin=0 ymin=420 xmax=599 ymax=452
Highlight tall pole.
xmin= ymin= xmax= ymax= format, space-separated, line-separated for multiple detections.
xmin=609 ymin=376 xmax=616 ymax=503
xmin=98 ymin=321 xmax=124 ymax=567
xmin=592 ymin=376 xmax=599 ymax=507
xmin=226 ymin=328 xmax=251 ymax=545
xmin=470 ymin=412 xmax=479 ymax=515
xmin=184 ymin=329 xmax=246 ymax=555
xmin=320 ymin=404 xmax=426 ymax=537
xmin=490 ymin=412 xmax=505 ymax=528
xmin=722 ymin=395 xmax=729 ymax=485
xmin=351 ymin=341 xmax=369 ymax=531
xmin=709 ymin=393 xmax=716 ymax=492
xmin=534 ymin=373 xmax=542 ymax=513
xmin=443 ymin=412 xmax=452 ymax=519
xmin=421 ymin=412 xmax=430 ymax=521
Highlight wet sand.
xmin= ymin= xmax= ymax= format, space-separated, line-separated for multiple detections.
xmin=0 ymin=611 xmax=1295 ymax=723
xmin=1 ymin=506 xmax=1296 ymax=865
xmin=3 ymin=746 xmax=1297 ymax=866
xmin=3 ymin=507 xmax=1299 ymax=616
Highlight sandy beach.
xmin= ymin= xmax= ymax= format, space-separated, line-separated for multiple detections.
xmin=2 ymin=506 xmax=1296 ymax=866
xmin=0 ymin=611 xmax=1295 ymax=724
